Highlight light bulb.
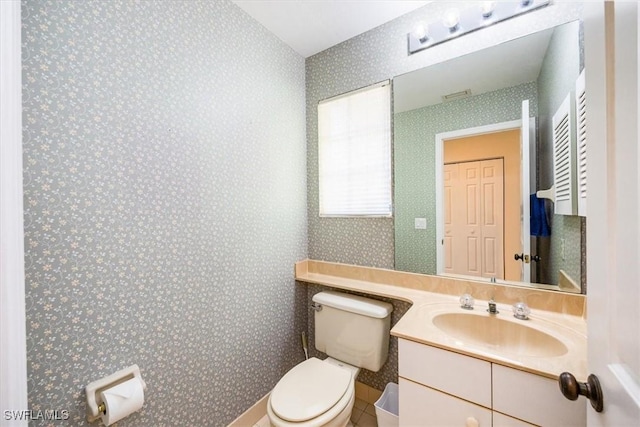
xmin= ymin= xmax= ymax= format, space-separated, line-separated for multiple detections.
xmin=412 ymin=22 xmax=429 ymax=43
xmin=443 ymin=9 xmax=460 ymax=32
xmin=481 ymin=1 xmax=497 ymax=18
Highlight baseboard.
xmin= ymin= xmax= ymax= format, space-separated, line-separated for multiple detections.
xmin=227 ymin=392 xmax=270 ymax=427
xmin=354 ymin=381 xmax=383 ymax=405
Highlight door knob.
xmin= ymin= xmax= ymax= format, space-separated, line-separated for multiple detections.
xmin=514 ymin=253 xmax=524 ymax=261
xmin=531 ymin=255 xmax=541 ymax=262
xmin=559 ymin=372 xmax=604 ymax=412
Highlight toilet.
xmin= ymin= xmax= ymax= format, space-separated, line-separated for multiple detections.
xmin=267 ymin=291 xmax=393 ymax=427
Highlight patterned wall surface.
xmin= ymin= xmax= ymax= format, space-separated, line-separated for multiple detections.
xmin=22 ymin=0 xmax=307 ymax=425
xmin=394 ymin=82 xmax=539 ymax=275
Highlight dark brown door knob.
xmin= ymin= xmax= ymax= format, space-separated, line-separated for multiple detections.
xmin=559 ymin=372 xmax=604 ymax=412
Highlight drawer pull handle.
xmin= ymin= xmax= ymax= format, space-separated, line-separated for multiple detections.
xmin=465 ymin=416 xmax=479 ymax=427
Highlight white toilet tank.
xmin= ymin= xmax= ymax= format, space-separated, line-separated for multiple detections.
xmin=312 ymin=291 xmax=393 ymax=372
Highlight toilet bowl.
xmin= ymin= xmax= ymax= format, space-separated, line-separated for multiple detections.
xmin=267 ymin=358 xmax=360 ymax=427
xmin=267 ymin=291 xmax=393 ymax=427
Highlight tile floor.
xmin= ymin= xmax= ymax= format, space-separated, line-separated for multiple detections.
xmin=253 ymin=398 xmax=378 ymax=427
xmin=350 ymin=397 xmax=378 ymax=426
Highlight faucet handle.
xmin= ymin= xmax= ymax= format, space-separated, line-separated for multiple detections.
xmin=512 ymin=302 xmax=531 ymax=320
xmin=459 ymin=293 xmax=475 ymax=310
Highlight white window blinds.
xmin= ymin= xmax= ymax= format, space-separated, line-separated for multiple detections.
xmin=318 ymin=81 xmax=392 ymax=217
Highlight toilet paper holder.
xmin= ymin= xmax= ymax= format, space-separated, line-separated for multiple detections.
xmin=85 ymin=365 xmax=147 ymax=423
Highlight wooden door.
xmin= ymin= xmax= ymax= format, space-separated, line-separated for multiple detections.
xmin=444 ymin=159 xmax=504 ymax=279
xmin=479 ymin=160 xmax=504 ymax=279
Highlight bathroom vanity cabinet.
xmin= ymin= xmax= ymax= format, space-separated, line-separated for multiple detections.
xmin=294 ymin=261 xmax=587 ymax=425
xmin=398 ymin=338 xmax=586 ymax=427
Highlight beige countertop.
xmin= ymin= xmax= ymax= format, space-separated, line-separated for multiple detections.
xmin=295 ymin=259 xmax=587 ymax=381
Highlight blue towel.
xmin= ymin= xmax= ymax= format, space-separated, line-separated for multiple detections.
xmin=530 ymin=194 xmax=551 ymax=237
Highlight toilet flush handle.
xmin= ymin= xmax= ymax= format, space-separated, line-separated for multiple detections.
xmin=311 ymin=302 xmax=322 ymax=312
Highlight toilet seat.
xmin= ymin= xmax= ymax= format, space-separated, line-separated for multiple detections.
xmin=268 ymin=358 xmax=356 ymax=427
xmin=271 ymin=358 xmax=351 ymax=422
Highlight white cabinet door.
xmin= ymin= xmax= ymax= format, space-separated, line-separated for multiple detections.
xmin=493 ymin=364 xmax=586 ymax=427
xmin=398 ymin=339 xmax=492 ymax=408
xmin=399 ymin=378 xmax=492 ymax=427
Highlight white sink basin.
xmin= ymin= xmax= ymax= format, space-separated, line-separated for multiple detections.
xmin=432 ymin=312 xmax=568 ymax=358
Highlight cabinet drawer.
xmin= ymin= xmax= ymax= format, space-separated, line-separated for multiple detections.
xmin=399 ymin=338 xmax=491 ymax=408
xmin=493 ymin=364 xmax=586 ymax=427
xmin=399 ymin=378 xmax=492 ymax=427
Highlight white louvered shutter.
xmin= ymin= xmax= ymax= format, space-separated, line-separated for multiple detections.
xmin=575 ymin=70 xmax=587 ymax=217
xmin=552 ymin=94 xmax=577 ymax=215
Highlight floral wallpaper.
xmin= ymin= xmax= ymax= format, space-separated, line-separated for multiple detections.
xmin=22 ymin=0 xmax=307 ymax=425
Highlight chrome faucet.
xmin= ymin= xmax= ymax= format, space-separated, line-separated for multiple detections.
xmin=487 ymin=299 xmax=499 ymax=314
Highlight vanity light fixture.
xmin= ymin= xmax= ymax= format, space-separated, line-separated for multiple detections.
xmin=481 ymin=1 xmax=497 ymax=19
xmin=412 ymin=22 xmax=429 ymax=43
xmin=442 ymin=9 xmax=461 ymax=33
xmin=408 ymin=0 xmax=550 ymax=55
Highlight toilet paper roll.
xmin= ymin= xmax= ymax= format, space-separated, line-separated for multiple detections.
xmin=99 ymin=377 xmax=145 ymax=426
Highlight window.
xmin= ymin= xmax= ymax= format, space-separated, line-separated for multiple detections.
xmin=318 ymin=81 xmax=392 ymax=217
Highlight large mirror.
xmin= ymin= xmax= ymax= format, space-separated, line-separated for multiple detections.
xmin=393 ymin=20 xmax=585 ymax=293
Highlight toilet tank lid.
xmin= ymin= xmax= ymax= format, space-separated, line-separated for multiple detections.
xmin=312 ymin=291 xmax=393 ymax=318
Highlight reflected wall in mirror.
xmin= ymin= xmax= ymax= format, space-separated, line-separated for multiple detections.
xmin=393 ymin=20 xmax=585 ymax=293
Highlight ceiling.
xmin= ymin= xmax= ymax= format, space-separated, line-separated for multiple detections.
xmin=231 ymin=0 xmax=430 ymax=58
xmin=232 ymin=1 xmax=561 ymax=114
